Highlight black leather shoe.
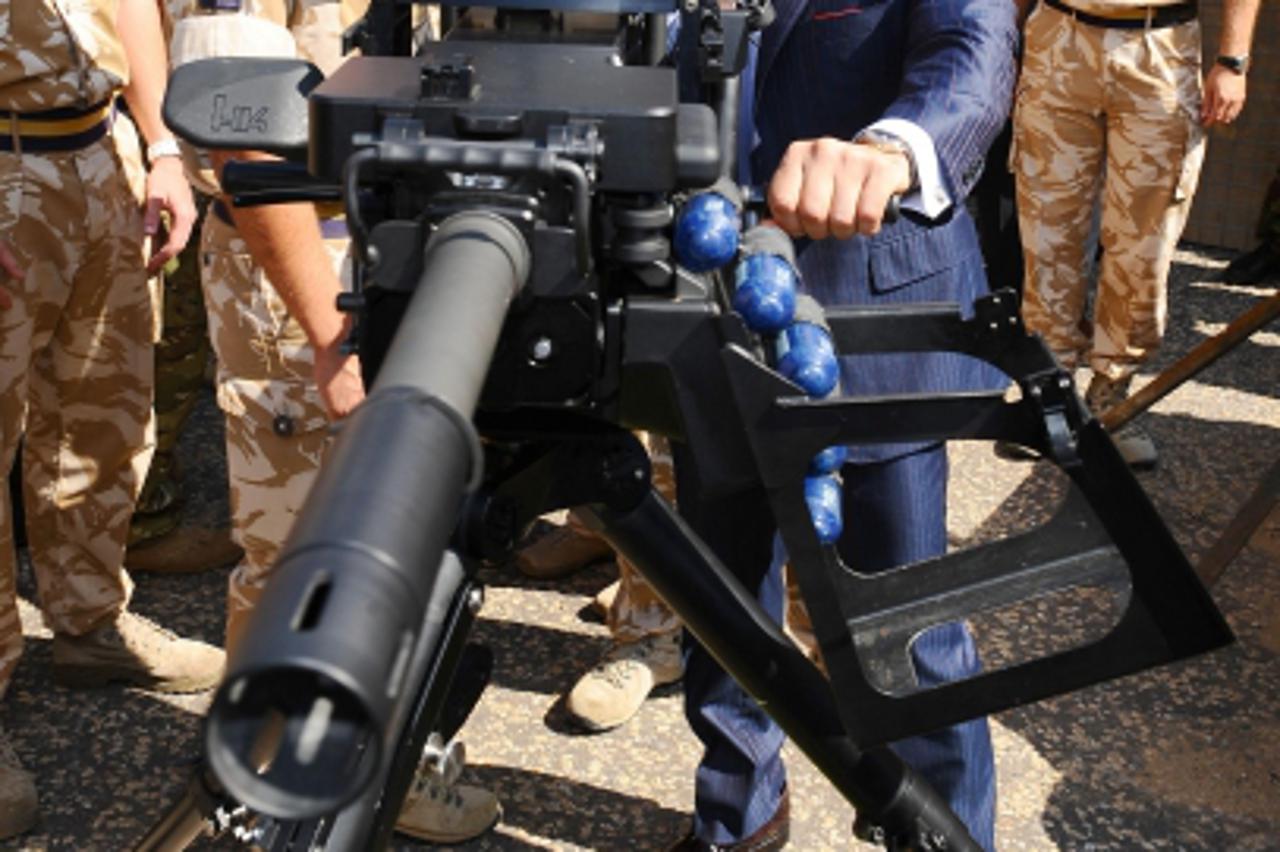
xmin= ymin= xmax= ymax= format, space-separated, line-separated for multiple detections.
xmin=993 ymin=439 xmax=1040 ymax=462
xmin=1220 ymin=244 xmax=1280 ymax=284
xmin=667 ymin=790 xmax=790 ymax=851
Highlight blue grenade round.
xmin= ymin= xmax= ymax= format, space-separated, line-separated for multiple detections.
xmin=804 ymin=474 xmax=843 ymax=544
xmin=674 ymin=192 xmax=740 ymax=272
xmin=808 ymin=444 xmax=849 ymax=475
xmin=778 ymin=322 xmax=839 ymax=397
xmin=733 ymin=253 xmax=798 ymax=332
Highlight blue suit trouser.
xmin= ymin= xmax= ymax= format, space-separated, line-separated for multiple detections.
xmin=678 ymin=444 xmax=997 ymax=849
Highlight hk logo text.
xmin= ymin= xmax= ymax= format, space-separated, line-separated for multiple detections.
xmin=210 ymin=94 xmax=270 ymax=134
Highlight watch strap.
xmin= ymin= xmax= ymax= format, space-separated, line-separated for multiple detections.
xmin=1216 ymin=54 xmax=1249 ymax=75
xmin=855 ymin=130 xmax=919 ymax=191
xmin=146 ymin=137 xmax=183 ymax=163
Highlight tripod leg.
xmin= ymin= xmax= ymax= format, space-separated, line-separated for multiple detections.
xmin=134 ymin=768 xmax=226 ymax=852
xmin=581 ymin=492 xmax=980 ymax=852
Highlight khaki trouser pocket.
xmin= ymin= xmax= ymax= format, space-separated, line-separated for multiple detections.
xmin=0 ymin=155 xmax=21 ymax=236
xmin=1174 ymin=120 xmax=1206 ymax=204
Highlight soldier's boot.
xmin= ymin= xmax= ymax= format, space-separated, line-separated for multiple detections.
xmin=515 ymin=510 xmax=614 ymax=580
xmin=565 ymin=630 xmax=683 ymax=732
xmin=1086 ymin=373 xmax=1157 ymax=470
xmin=1220 ymin=243 xmax=1280 ymax=284
xmin=51 ymin=611 xmax=225 ymax=694
xmin=0 ymin=724 xmax=38 ymax=840
xmin=395 ymin=735 xmax=500 ymax=844
xmin=125 ymin=526 xmax=244 ymax=575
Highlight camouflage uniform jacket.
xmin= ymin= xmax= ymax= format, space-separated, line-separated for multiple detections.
xmin=2 ymin=0 xmax=131 ymax=237
xmin=0 ymin=0 xmax=128 ymax=113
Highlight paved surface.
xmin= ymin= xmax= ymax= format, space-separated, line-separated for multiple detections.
xmin=4 ymin=246 xmax=1279 ymax=851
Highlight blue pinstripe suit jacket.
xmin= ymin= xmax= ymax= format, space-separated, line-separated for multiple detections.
xmin=750 ymin=0 xmax=1019 ymax=461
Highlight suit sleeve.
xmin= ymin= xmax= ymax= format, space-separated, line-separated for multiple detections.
xmin=879 ymin=0 xmax=1019 ymax=202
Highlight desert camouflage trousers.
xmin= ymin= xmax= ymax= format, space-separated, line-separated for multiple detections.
xmin=199 ymin=212 xmax=348 ymax=653
xmin=598 ymin=436 xmax=822 ymax=654
xmin=1013 ymin=3 xmax=1206 ymax=380
xmin=130 ymin=205 xmax=212 ymax=545
xmin=0 ymin=122 xmax=155 ymax=697
xmin=600 ymin=433 xmax=682 ymax=642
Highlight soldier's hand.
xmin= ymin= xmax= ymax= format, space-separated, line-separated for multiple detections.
xmin=1201 ymin=65 xmax=1246 ymax=127
xmin=144 ymin=157 xmax=197 ymax=274
xmin=314 ymin=340 xmax=366 ymax=421
xmin=0 ymin=239 xmax=24 ymax=309
xmin=768 ymin=137 xmax=911 ymax=240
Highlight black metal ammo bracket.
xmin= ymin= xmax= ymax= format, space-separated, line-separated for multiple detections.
xmin=702 ymin=291 xmax=1232 ymax=748
xmin=972 ymin=290 xmax=1087 ymax=467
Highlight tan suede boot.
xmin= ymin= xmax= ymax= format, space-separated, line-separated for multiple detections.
xmin=0 ymin=724 xmax=38 ymax=841
xmin=395 ymin=735 xmax=500 ymax=844
xmin=515 ymin=510 xmax=614 ymax=579
xmin=52 ymin=611 xmax=225 ymax=694
xmin=565 ymin=630 xmax=684 ymax=732
xmin=125 ymin=525 xmax=244 ymax=574
xmin=1086 ymin=374 xmax=1157 ymax=470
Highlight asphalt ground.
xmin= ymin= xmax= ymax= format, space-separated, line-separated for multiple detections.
xmin=4 ymin=245 xmax=1278 ymax=851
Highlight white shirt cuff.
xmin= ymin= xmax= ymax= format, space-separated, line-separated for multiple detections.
xmin=862 ymin=118 xmax=951 ymax=220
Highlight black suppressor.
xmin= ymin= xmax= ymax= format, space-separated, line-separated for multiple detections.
xmin=205 ymin=212 xmax=531 ymax=819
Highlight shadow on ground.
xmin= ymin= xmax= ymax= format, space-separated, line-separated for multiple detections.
xmin=944 ymin=266 xmax=1280 ymax=852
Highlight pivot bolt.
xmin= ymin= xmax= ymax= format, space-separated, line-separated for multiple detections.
xmin=529 ymin=336 xmax=554 ymax=363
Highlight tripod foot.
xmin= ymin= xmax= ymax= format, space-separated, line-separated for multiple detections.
xmin=134 ymin=765 xmax=231 ymax=852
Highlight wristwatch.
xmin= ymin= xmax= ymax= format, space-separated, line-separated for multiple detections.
xmin=146 ymin=137 xmax=183 ymax=163
xmin=854 ymin=130 xmax=919 ymax=190
xmin=1216 ymin=54 xmax=1250 ymax=75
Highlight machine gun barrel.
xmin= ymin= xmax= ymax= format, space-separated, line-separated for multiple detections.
xmin=204 ymin=211 xmax=531 ymax=820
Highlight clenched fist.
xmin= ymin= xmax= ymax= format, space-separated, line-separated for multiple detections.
xmin=767 ymin=137 xmax=912 ymax=240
